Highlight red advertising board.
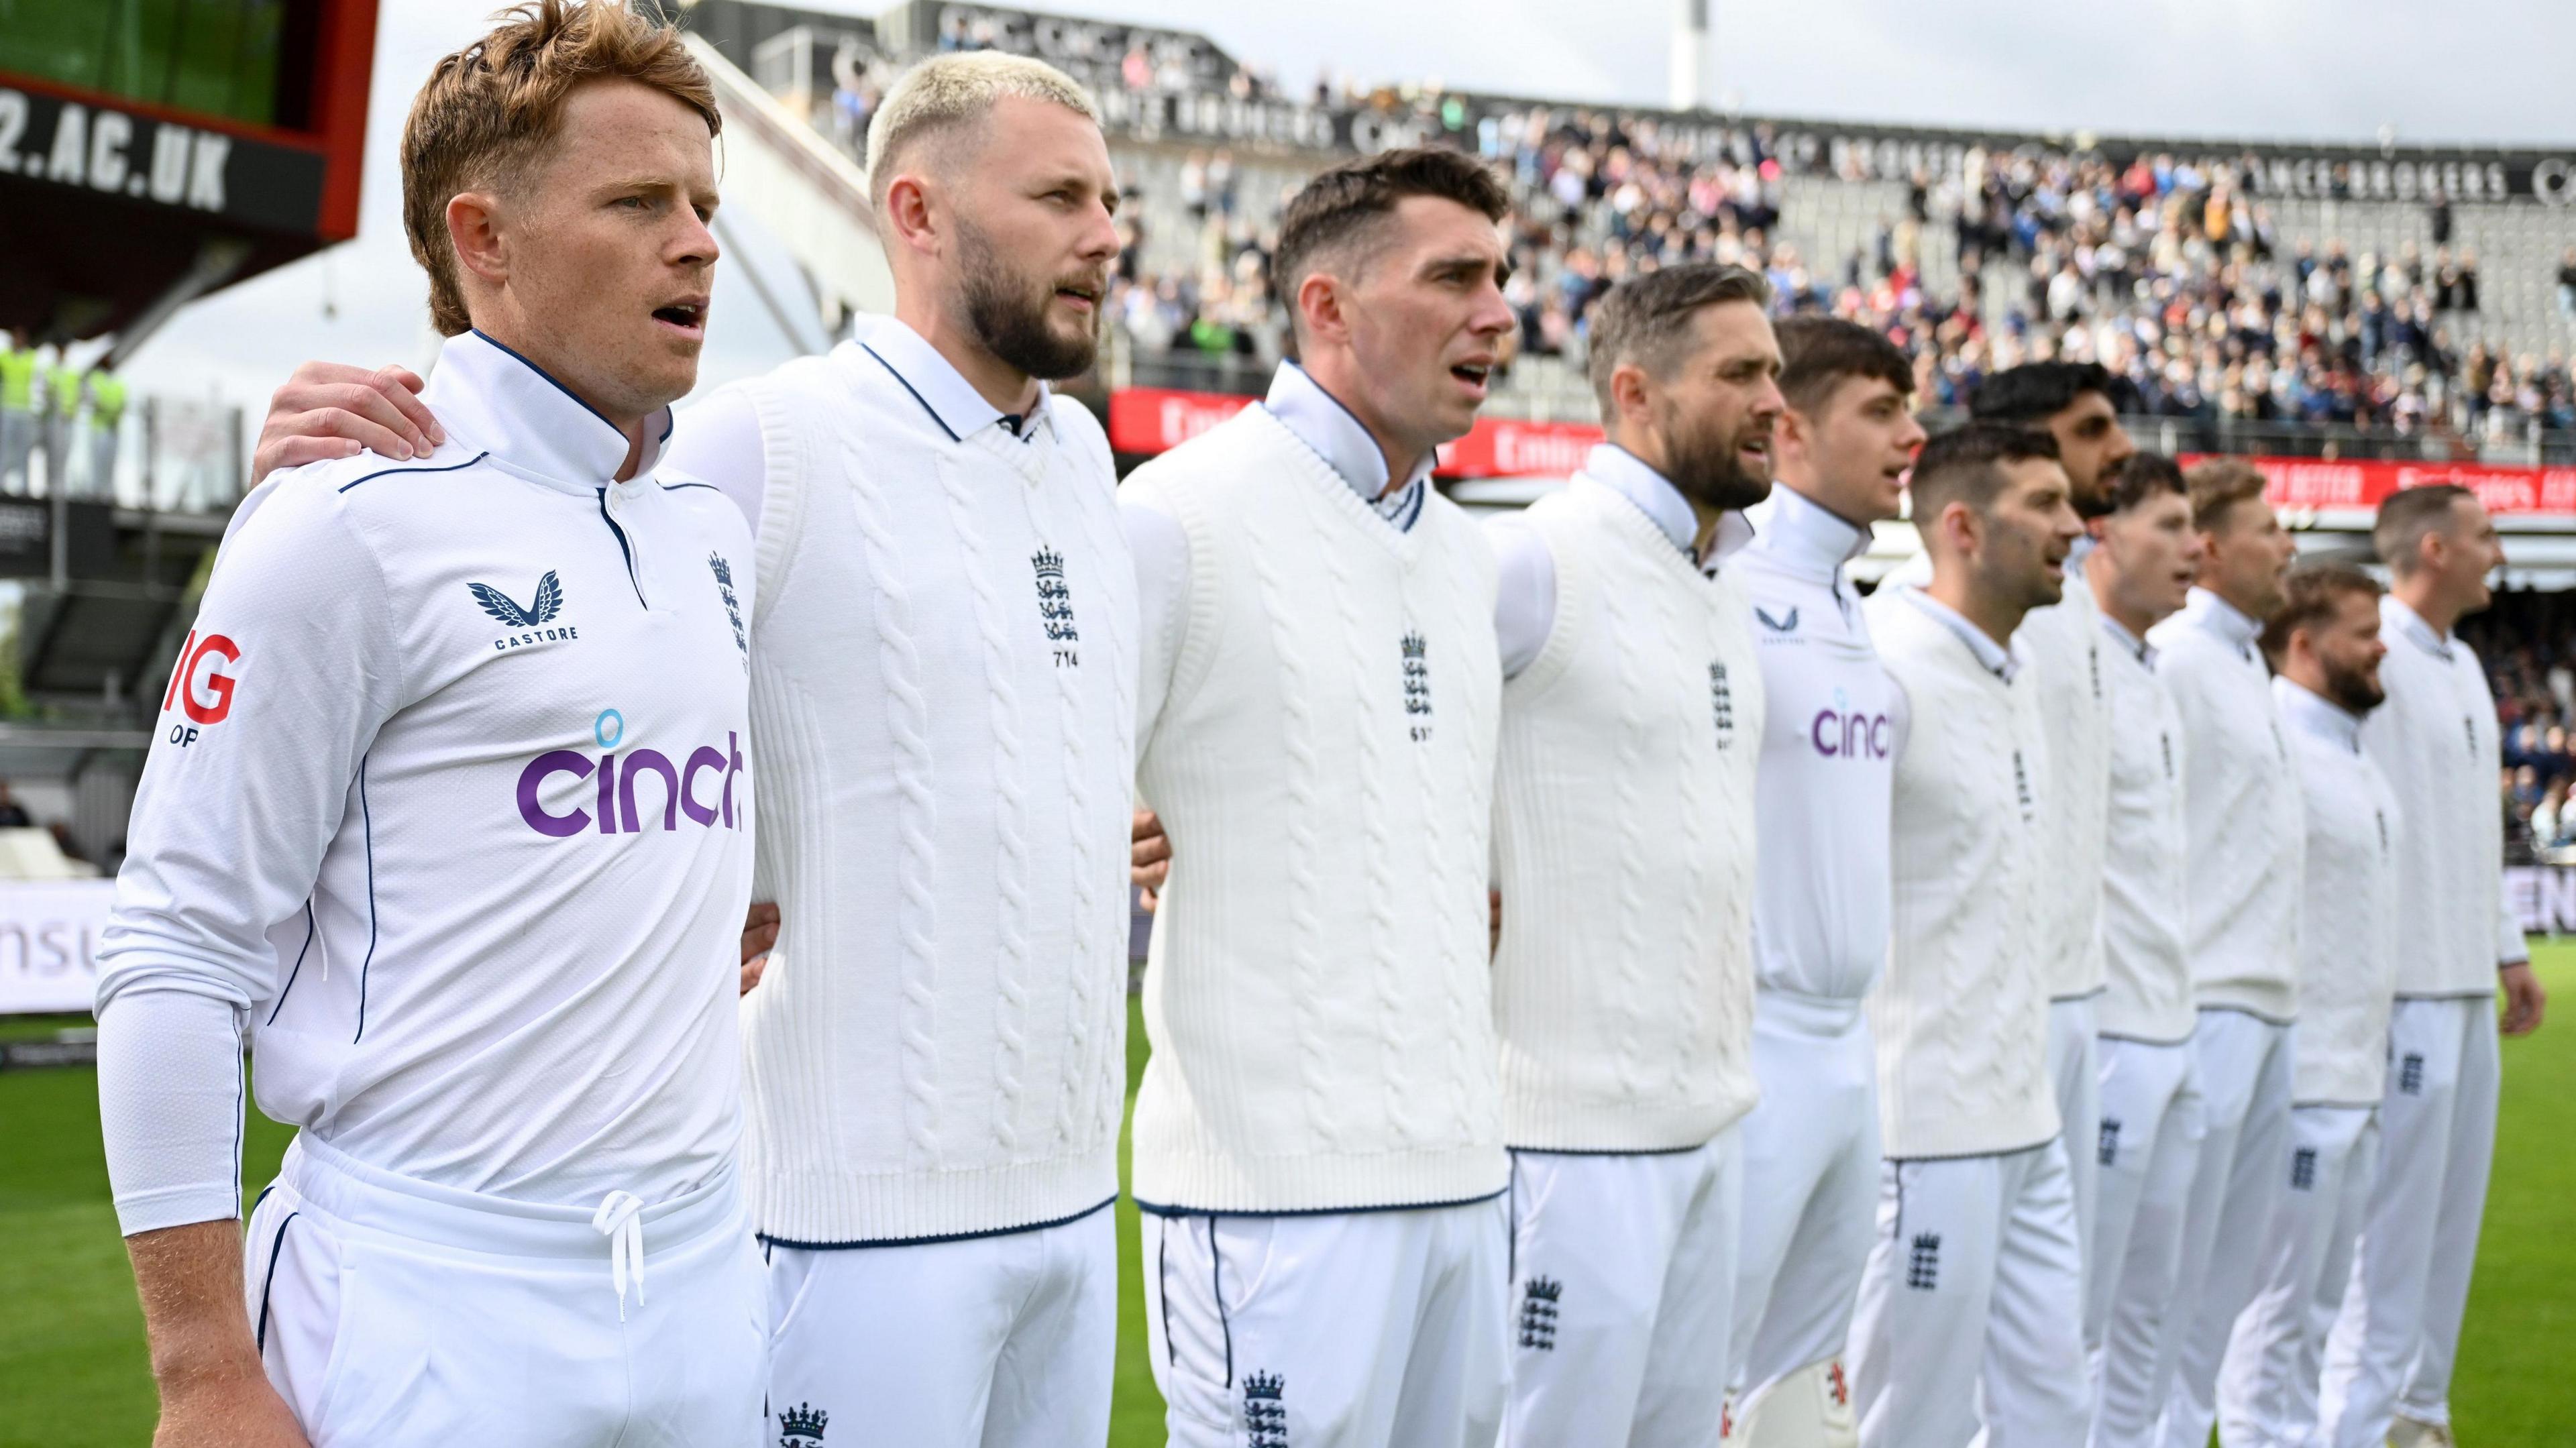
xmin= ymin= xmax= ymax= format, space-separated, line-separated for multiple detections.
xmin=2189 ymin=454 xmax=2576 ymax=519
xmin=1110 ymin=388 xmax=2576 ymax=518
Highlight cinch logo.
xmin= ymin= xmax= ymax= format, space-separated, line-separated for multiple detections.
xmin=515 ymin=709 xmax=743 ymax=838
xmin=160 ymin=628 xmax=242 ymax=744
xmin=1811 ymin=689 xmax=1889 ymax=759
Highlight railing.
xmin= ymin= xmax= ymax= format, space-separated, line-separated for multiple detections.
xmin=0 ymin=395 xmax=244 ymax=515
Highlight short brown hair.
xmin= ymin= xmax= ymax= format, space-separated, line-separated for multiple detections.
xmin=402 ymin=0 xmax=719 ymax=335
xmin=1585 ymin=262 xmax=1771 ymax=419
xmin=1909 ymin=421 xmax=2061 ymax=524
xmin=2106 ymin=451 xmax=2188 ymax=515
xmin=2373 ymin=484 xmax=2477 ymax=578
xmin=1272 ymin=148 xmax=1509 ymax=337
xmin=1776 ymin=315 xmax=1912 ymax=418
xmin=2184 ymin=457 xmax=2269 ymax=535
xmin=2259 ymin=561 xmax=2381 ymax=667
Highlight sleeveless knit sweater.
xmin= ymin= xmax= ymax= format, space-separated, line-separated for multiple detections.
xmin=1491 ymin=476 xmax=1762 ymax=1151
xmin=733 ymin=344 xmax=1137 ymax=1245
xmin=1122 ymin=405 xmax=1505 ymax=1213
xmin=1867 ymin=592 xmax=2059 ymax=1160
xmin=2015 ymin=570 xmax=2111 ymax=1001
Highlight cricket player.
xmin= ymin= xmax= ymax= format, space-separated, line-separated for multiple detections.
xmin=1972 ymin=362 xmax=2136 ymax=1286
xmin=2219 ymin=563 xmax=2402 ymax=1448
xmin=2080 ymin=453 xmax=2208 ymax=1448
xmin=253 ymin=50 xmax=1141 ymax=1448
xmin=1122 ymin=148 xmax=1515 ymax=1448
xmin=1486 ymin=261 xmax=1779 ymax=1447
xmin=1850 ymin=423 xmax=2090 ymax=1448
xmin=2147 ymin=459 xmax=2304 ymax=1448
xmin=2322 ymin=485 xmax=2545 ymax=1448
xmin=1724 ymin=317 xmax=1924 ymax=1446
xmin=97 ymin=6 xmax=767 ymax=1443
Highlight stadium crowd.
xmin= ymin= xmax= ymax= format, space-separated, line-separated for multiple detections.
xmin=2475 ymin=604 xmax=2576 ymax=857
xmin=1093 ymin=115 xmax=2576 ymax=445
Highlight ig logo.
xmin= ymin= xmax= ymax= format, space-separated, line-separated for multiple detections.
xmin=160 ymin=629 xmax=244 ymax=746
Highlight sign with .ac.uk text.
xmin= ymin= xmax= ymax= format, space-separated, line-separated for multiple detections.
xmin=0 ymin=76 xmax=328 ymax=237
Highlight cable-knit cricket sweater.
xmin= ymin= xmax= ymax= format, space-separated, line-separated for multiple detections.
xmin=1490 ymin=473 xmax=1763 ymax=1152
xmin=2095 ymin=619 xmax=2196 ymax=1045
xmin=2015 ymin=555 xmax=2112 ymax=1001
xmin=2361 ymin=596 xmax=2529 ymax=996
xmin=723 ymin=335 xmax=1137 ymax=1245
xmin=2149 ymin=588 xmax=2304 ymax=1023
xmin=1122 ymin=404 xmax=1505 ymax=1214
xmin=1866 ymin=588 xmax=2059 ymax=1160
xmin=2279 ymin=678 xmax=2403 ymax=1105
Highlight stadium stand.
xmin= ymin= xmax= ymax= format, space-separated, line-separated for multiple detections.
xmin=677 ymin=0 xmax=2576 ymax=468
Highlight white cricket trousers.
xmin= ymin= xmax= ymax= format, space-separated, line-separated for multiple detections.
xmin=2154 ymin=1008 xmax=2296 ymax=1448
xmin=2049 ymin=994 xmax=2104 ymax=1287
xmin=244 ymin=1133 xmax=766 ymax=1447
xmin=2320 ymin=996 xmax=2501 ymax=1446
xmin=1142 ymin=1196 xmax=1508 ymax=1448
xmin=2086 ymin=1034 xmax=2205 ymax=1448
xmin=1505 ymin=1131 xmax=1743 ymax=1447
xmin=1849 ymin=1141 xmax=2091 ymax=1448
xmin=763 ymin=1200 xmax=1116 ymax=1448
xmin=1727 ymin=989 xmax=1876 ymax=1435
xmin=2217 ymin=1105 xmax=2376 ymax=1448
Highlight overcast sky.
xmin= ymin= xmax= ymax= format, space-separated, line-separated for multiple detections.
xmin=123 ymin=0 xmax=2576 ymax=415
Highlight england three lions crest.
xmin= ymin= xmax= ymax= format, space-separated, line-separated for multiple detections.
xmin=1033 ymin=546 xmax=1079 ymax=667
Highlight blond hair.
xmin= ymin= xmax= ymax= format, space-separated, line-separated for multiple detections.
xmin=402 ymin=0 xmax=718 ymax=336
xmin=863 ymin=52 xmax=1097 ymax=211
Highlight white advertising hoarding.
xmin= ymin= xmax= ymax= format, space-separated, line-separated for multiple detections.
xmin=0 ymin=879 xmax=115 ymax=1015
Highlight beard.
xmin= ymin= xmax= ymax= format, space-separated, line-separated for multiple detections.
xmin=955 ymin=217 xmax=1102 ymax=382
xmin=2322 ymin=654 xmax=2387 ymax=715
xmin=1660 ymin=401 xmax=1772 ymax=516
xmin=2070 ymin=471 xmax=2117 ymax=522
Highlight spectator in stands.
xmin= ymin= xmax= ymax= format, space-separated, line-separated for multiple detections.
xmin=2533 ymin=779 xmax=2566 ymax=851
xmin=0 ymin=781 xmax=33 ymax=830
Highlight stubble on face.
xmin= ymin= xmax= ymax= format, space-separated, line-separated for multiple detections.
xmin=955 ymin=212 xmax=1106 ymax=382
xmin=1658 ymin=393 xmax=1772 ymax=515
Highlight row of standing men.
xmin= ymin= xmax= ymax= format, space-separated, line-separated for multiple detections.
xmin=91 ymin=30 xmax=2538 ymax=1448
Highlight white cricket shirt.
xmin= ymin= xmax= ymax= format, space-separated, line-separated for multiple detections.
xmin=2094 ymin=617 xmax=2194 ymax=1044
xmin=1729 ymin=484 xmax=1896 ymax=1004
xmin=97 ymin=330 xmax=756 ymax=1234
xmin=2149 ymin=588 xmax=2304 ymax=1023
xmin=2361 ymin=596 xmax=2529 ymax=996
xmin=2278 ymin=677 xmax=2403 ymax=1104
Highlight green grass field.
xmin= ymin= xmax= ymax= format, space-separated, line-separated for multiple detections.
xmin=5 ymin=953 xmax=2571 ymax=1446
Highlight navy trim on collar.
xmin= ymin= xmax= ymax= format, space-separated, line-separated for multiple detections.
xmin=860 ymin=343 xmax=961 ymax=442
xmin=337 ymin=451 xmax=488 ymax=493
xmin=468 ymin=329 xmax=627 ymax=442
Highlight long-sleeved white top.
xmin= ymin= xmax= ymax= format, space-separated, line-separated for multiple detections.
xmin=1486 ymin=445 xmax=1754 ymax=678
xmin=2361 ymin=596 xmax=2529 ymax=995
xmin=1727 ymin=485 xmax=1896 ymax=1004
xmin=2149 ymin=587 xmax=2304 ymax=1022
xmin=2094 ymin=617 xmax=2195 ymax=1044
xmin=2278 ymin=677 xmax=2403 ymax=1105
xmin=96 ymin=331 xmax=756 ymax=1234
xmin=668 ymin=317 xmax=1137 ymax=1245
